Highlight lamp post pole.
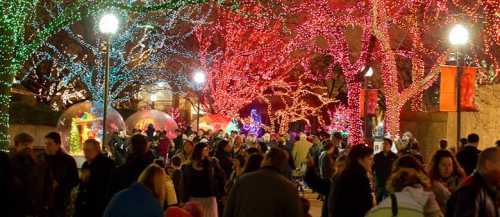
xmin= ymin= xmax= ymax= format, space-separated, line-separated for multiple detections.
xmin=455 ymin=49 xmax=461 ymax=147
xmin=99 ymin=13 xmax=118 ymax=145
xmin=102 ymin=36 xmax=111 ymax=144
xmin=193 ymin=70 xmax=205 ymax=132
xmin=197 ymin=92 xmax=201 ymax=132
xmin=448 ymin=23 xmax=468 ymax=148
xmin=364 ymin=77 xmax=370 ymax=140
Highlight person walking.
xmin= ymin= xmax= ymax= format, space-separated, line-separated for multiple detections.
xmin=215 ymin=140 xmax=234 ymax=178
xmin=112 ymin=134 xmax=154 ymax=194
xmin=9 ymin=133 xmax=51 ymax=217
xmin=329 ymin=144 xmax=375 ymax=217
xmin=181 ymin=143 xmax=225 ymax=217
xmin=456 ymin=133 xmax=481 ymax=176
xmin=365 ymin=155 xmax=443 ymax=217
xmin=75 ymin=139 xmax=115 ymax=217
xmin=158 ymin=131 xmax=171 ymax=160
xmin=44 ymin=132 xmax=79 ymax=217
xmin=176 ymin=140 xmax=194 ymax=165
xmin=373 ymin=137 xmax=398 ymax=202
xmin=446 ymin=147 xmax=500 ymax=217
xmin=224 ymin=147 xmax=303 ymax=217
xmin=318 ymin=137 xmax=339 ymax=179
xmin=104 ymin=164 xmax=167 ymax=217
xmin=428 ymin=150 xmax=465 ymax=213
xmin=291 ymin=133 xmax=313 ymax=177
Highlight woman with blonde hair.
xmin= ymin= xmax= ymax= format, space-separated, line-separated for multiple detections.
xmin=366 ymin=155 xmax=443 ymax=217
xmin=104 ymin=164 xmax=167 ymax=217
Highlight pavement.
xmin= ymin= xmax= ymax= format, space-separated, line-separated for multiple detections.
xmin=302 ymin=188 xmax=323 ymax=217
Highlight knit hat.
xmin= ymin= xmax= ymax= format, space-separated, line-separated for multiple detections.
xmin=165 ymin=207 xmax=192 ymax=217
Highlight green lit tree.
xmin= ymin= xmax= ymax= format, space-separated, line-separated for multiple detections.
xmin=0 ymin=0 xmax=206 ymax=149
xmin=69 ymin=118 xmax=81 ymax=154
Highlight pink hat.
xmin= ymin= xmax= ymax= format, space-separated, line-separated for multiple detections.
xmin=183 ymin=202 xmax=202 ymax=217
xmin=165 ymin=207 xmax=192 ymax=217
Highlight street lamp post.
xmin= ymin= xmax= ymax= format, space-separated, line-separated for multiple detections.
xmin=448 ymin=24 xmax=469 ymax=147
xmin=99 ymin=14 xmax=119 ymax=144
xmin=193 ymin=70 xmax=206 ymax=132
xmin=364 ymin=67 xmax=374 ymax=141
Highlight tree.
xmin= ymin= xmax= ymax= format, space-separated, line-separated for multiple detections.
xmin=69 ymin=118 xmax=81 ymax=154
xmin=0 ymin=0 xmax=205 ymax=149
xmin=21 ymin=2 xmax=210 ymax=108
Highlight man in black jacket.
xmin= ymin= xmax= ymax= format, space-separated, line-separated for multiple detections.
xmin=224 ymin=147 xmax=303 ymax=217
xmin=457 ymin=133 xmax=482 ymax=176
xmin=373 ymin=138 xmax=397 ymax=202
xmin=111 ymin=134 xmax=152 ymax=194
xmin=75 ymin=139 xmax=115 ymax=217
xmin=44 ymin=132 xmax=79 ymax=217
xmin=10 ymin=133 xmax=51 ymax=217
xmin=446 ymin=147 xmax=500 ymax=217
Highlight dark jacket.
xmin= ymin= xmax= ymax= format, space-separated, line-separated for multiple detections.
xmin=223 ymin=167 xmax=303 ymax=217
xmin=180 ymin=158 xmax=225 ymax=202
xmin=373 ymin=151 xmax=397 ymax=188
xmin=373 ymin=150 xmax=397 ymax=202
xmin=75 ymin=154 xmax=115 ymax=217
xmin=304 ymin=164 xmax=332 ymax=217
xmin=456 ymin=145 xmax=481 ymax=176
xmin=103 ymin=183 xmax=163 ymax=217
xmin=111 ymin=154 xmax=152 ymax=195
xmin=0 ymin=151 xmax=11 ymax=216
xmin=45 ymin=149 xmax=79 ymax=217
xmin=9 ymin=151 xmax=52 ymax=217
xmin=216 ymin=152 xmax=233 ymax=179
xmin=329 ymin=162 xmax=373 ymax=217
xmin=446 ymin=172 xmax=499 ymax=217
xmin=170 ymin=168 xmax=182 ymax=204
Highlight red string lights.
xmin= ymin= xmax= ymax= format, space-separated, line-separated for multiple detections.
xmin=195 ymin=0 xmax=498 ymax=141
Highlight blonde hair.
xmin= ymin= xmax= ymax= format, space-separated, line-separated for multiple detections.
xmin=138 ymin=164 xmax=167 ymax=207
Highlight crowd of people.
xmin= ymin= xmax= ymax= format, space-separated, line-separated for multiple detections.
xmin=0 ymin=127 xmax=498 ymax=217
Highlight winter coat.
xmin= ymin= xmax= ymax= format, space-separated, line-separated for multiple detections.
xmin=1 ymin=151 xmax=12 ymax=216
xmin=318 ymin=151 xmax=335 ymax=179
xmin=216 ymin=152 xmax=233 ymax=179
xmin=75 ymin=154 xmax=115 ymax=217
xmin=373 ymin=151 xmax=398 ymax=188
xmin=456 ymin=145 xmax=481 ymax=176
xmin=223 ymin=167 xmax=303 ymax=217
xmin=365 ymin=185 xmax=443 ymax=217
xmin=103 ymin=183 xmax=163 ymax=217
xmin=291 ymin=138 xmax=313 ymax=175
xmin=431 ymin=176 xmax=463 ymax=213
xmin=9 ymin=151 xmax=52 ymax=217
xmin=446 ymin=172 xmax=499 ymax=217
xmin=329 ymin=162 xmax=374 ymax=217
xmin=181 ymin=158 xmax=226 ymax=203
xmin=111 ymin=154 xmax=152 ymax=194
xmin=45 ymin=149 xmax=79 ymax=217
xmin=304 ymin=164 xmax=332 ymax=217
xmin=169 ymin=168 xmax=183 ymax=204
xmin=373 ymin=151 xmax=398 ymax=202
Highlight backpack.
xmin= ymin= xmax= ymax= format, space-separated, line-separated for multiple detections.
xmin=365 ymin=193 xmax=425 ymax=217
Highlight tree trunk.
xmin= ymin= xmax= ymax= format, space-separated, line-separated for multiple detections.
xmin=346 ymin=78 xmax=363 ymax=145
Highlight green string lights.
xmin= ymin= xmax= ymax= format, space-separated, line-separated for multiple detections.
xmin=0 ymin=0 xmax=206 ymax=149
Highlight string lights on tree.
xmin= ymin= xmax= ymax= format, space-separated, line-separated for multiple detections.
xmin=0 ymin=0 xmax=207 ymax=149
xmin=21 ymin=1 xmax=210 ymax=108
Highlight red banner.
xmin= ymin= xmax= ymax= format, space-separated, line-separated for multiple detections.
xmin=360 ymin=89 xmax=378 ymax=117
xmin=439 ymin=65 xmax=477 ymax=112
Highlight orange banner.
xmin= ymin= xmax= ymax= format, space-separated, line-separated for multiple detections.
xmin=360 ymin=89 xmax=378 ymax=117
xmin=439 ymin=65 xmax=477 ymax=112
